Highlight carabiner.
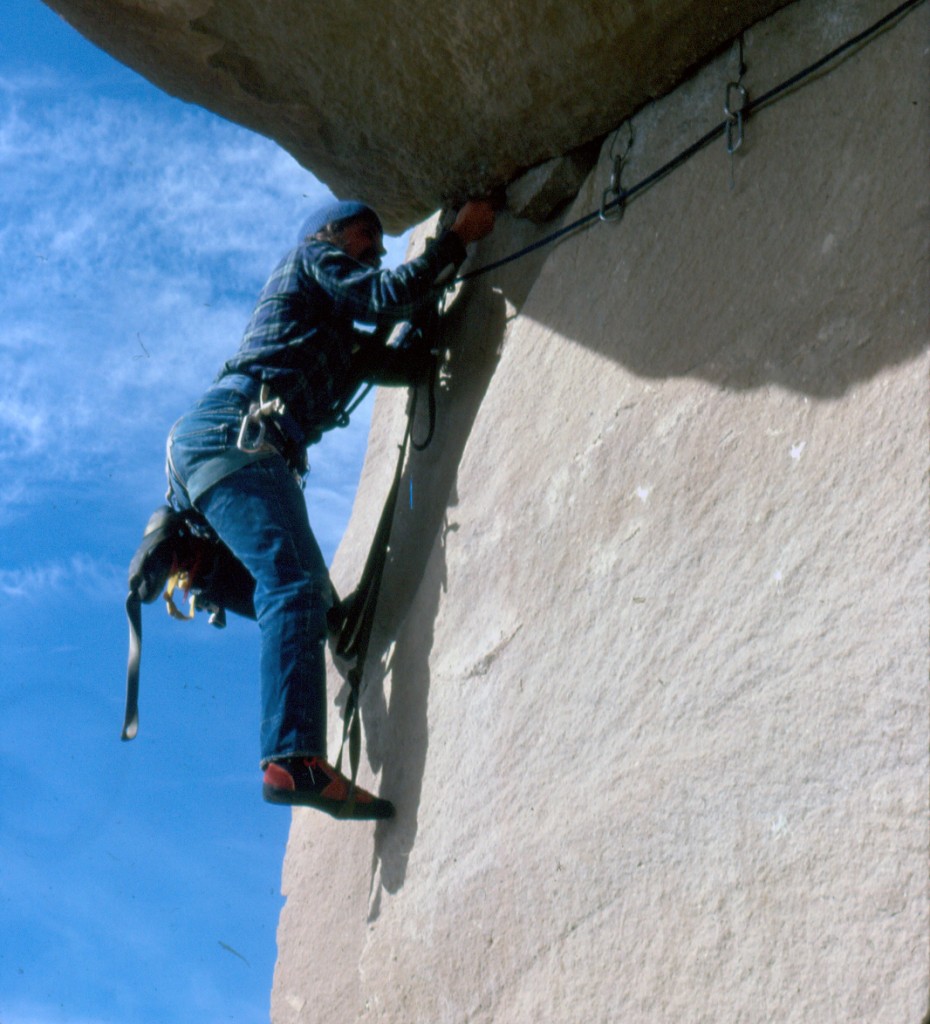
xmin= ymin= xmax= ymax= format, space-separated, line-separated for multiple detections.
xmin=237 ymin=384 xmax=286 ymax=454
xmin=724 ymin=81 xmax=748 ymax=155
xmin=600 ymin=159 xmax=627 ymax=222
xmin=237 ymin=402 xmax=267 ymax=453
xmin=599 ymin=121 xmax=633 ymax=223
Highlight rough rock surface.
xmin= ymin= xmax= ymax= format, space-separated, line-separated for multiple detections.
xmin=273 ymin=1 xmax=929 ymax=1021
xmin=505 ymin=142 xmax=601 ymax=223
xmin=40 ymin=0 xmax=792 ymax=229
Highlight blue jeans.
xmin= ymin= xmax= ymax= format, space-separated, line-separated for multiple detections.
xmin=166 ymin=387 xmax=330 ymax=765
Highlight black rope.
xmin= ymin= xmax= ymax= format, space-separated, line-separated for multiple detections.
xmin=458 ymin=0 xmax=926 ymax=283
xmin=330 ymin=329 xmax=440 ymax=787
xmin=343 ymin=382 xmax=373 ymax=419
xmin=332 ymin=413 xmax=413 ymax=791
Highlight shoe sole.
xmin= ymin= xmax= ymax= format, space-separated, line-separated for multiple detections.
xmin=262 ymin=783 xmax=395 ymax=820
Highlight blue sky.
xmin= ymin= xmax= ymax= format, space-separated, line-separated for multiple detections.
xmin=0 ymin=4 xmax=409 ymax=1021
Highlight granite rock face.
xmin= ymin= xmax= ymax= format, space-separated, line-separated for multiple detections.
xmin=40 ymin=0 xmax=792 ymax=229
xmin=273 ymin=1 xmax=929 ymax=1021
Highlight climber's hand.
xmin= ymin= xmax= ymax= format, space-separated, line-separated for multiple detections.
xmin=450 ymin=199 xmax=496 ymax=245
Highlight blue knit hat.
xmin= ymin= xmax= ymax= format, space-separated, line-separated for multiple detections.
xmin=297 ymin=200 xmax=383 ymax=244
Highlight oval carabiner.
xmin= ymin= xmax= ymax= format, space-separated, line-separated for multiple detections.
xmin=724 ymin=81 xmax=748 ymax=155
xmin=599 ymin=155 xmax=627 ymax=222
xmin=237 ymin=402 xmax=267 ymax=453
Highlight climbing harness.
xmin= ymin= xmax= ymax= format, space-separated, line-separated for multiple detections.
xmin=456 ymin=0 xmax=926 ymax=283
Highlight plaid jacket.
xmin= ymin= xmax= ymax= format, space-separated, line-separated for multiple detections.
xmin=218 ymin=230 xmax=466 ymax=443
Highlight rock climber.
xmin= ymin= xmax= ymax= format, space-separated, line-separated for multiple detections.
xmin=163 ymin=197 xmax=495 ymax=819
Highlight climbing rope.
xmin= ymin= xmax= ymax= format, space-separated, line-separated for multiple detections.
xmin=329 ymin=304 xmax=444 ymax=795
xmin=457 ymin=0 xmax=926 ymax=283
xmin=331 ymin=407 xmax=414 ymax=799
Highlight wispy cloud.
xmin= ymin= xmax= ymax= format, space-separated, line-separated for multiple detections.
xmin=0 ymin=551 xmax=122 ymax=599
xmin=0 ymin=75 xmax=331 ymax=512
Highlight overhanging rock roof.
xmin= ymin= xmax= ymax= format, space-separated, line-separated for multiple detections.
xmin=42 ymin=0 xmax=792 ymax=230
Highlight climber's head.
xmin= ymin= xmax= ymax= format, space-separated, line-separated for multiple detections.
xmin=298 ymin=200 xmax=386 ymax=268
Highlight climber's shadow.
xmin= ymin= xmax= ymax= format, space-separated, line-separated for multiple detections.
xmin=361 ymin=513 xmax=452 ymax=920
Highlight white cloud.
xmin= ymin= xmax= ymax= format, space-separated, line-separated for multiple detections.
xmin=0 ymin=76 xmax=332 ymax=513
xmin=0 ymin=551 xmax=123 ymax=599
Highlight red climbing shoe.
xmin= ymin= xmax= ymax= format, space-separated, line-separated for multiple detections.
xmin=262 ymin=756 xmax=395 ymax=820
